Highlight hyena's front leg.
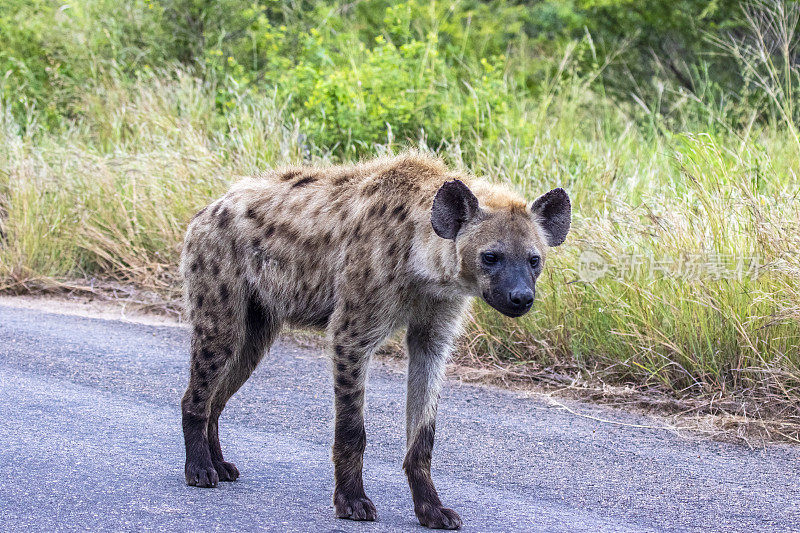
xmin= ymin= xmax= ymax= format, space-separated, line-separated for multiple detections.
xmin=404 ymin=304 xmax=465 ymax=530
xmin=328 ymin=309 xmax=391 ymax=522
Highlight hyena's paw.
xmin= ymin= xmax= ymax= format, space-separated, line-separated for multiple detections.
xmin=416 ymin=505 xmax=462 ymax=530
xmin=185 ymin=461 xmax=220 ymax=488
xmin=212 ymin=460 xmax=240 ymax=482
xmin=334 ymin=491 xmax=378 ymax=521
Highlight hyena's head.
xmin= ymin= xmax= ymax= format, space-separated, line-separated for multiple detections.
xmin=431 ymin=180 xmax=571 ymax=317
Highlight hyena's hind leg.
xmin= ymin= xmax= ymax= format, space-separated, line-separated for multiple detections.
xmin=181 ymin=292 xmax=240 ymax=488
xmin=206 ymin=292 xmax=280 ymax=482
xmin=181 ymin=275 xmax=278 ymax=488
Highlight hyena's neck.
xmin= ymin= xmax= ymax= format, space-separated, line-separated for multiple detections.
xmin=409 ymin=227 xmax=470 ymax=297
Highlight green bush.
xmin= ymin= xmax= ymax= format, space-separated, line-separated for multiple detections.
xmin=0 ymin=0 xmax=768 ymax=140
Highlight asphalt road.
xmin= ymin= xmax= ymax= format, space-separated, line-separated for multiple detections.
xmin=1 ymin=304 xmax=798 ymax=532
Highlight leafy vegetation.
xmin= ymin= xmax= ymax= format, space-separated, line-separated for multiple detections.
xmin=1 ymin=0 xmax=798 ymax=435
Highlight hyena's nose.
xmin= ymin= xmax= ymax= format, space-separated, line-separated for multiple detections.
xmin=509 ymin=288 xmax=534 ymax=309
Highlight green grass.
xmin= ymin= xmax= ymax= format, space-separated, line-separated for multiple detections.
xmin=0 ymin=1 xmax=798 ymax=434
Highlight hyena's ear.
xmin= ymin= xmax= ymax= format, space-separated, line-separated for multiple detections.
xmin=431 ymin=180 xmax=481 ymax=240
xmin=531 ymin=188 xmax=571 ymax=247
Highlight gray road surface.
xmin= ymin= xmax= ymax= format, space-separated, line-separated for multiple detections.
xmin=0 ymin=304 xmax=798 ymax=532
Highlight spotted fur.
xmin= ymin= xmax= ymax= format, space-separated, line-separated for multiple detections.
xmin=179 ymin=151 xmax=571 ymax=530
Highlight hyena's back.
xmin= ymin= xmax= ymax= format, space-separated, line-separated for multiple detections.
xmin=181 ymin=153 xmax=457 ymax=328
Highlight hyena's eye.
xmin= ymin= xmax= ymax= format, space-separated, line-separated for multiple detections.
xmin=482 ymin=251 xmax=501 ymax=265
xmin=529 ymin=255 xmax=541 ymax=269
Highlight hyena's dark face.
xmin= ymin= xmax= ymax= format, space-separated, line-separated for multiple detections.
xmin=431 ymin=180 xmax=571 ymax=318
xmin=465 ymin=213 xmax=545 ymax=317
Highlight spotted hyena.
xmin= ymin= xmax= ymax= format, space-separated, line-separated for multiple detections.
xmin=180 ymin=152 xmax=571 ymax=529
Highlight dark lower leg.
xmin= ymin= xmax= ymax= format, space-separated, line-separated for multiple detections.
xmin=207 ymin=409 xmax=239 ymax=481
xmin=182 ymin=388 xmax=218 ymax=487
xmin=333 ymin=402 xmax=367 ymax=497
xmin=404 ymin=422 xmax=461 ymax=529
xmin=404 ymin=423 xmax=441 ymax=510
xmin=207 ymin=411 xmax=223 ymax=463
xmin=331 ymin=355 xmax=376 ymax=521
xmin=182 ymin=334 xmax=234 ymax=488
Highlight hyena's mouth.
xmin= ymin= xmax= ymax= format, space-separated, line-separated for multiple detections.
xmin=496 ymin=306 xmax=532 ymax=318
xmin=482 ymin=292 xmax=534 ymax=318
